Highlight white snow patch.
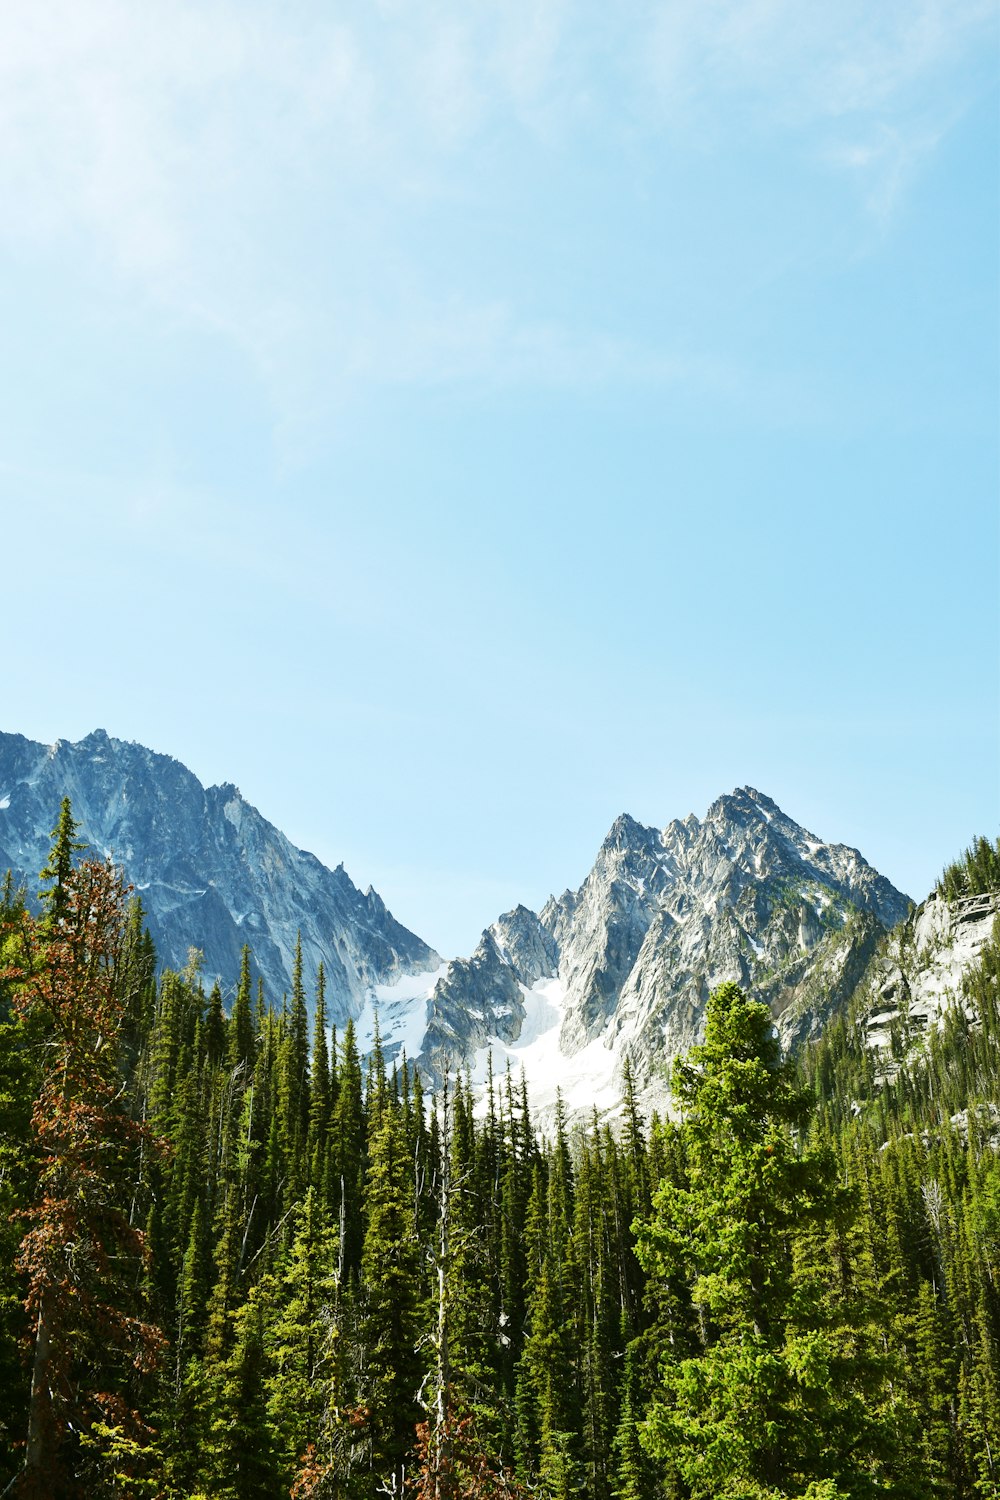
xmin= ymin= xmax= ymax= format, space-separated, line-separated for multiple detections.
xmin=355 ymin=963 xmax=450 ymax=1061
xmin=372 ymin=965 xmax=451 ymax=1006
xmin=0 ymin=794 xmax=9 ymax=810
xmin=748 ymin=935 xmax=766 ymax=959
xmin=469 ymin=977 xmax=621 ymax=1122
xmin=488 ymin=924 xmax=510 ymax=965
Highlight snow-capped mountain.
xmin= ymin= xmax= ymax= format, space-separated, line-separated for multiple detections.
xmin=0 ymin=730 xmax=928 ymax=1118
xmin=0 ymin=729 xmax=440 ymax=1019
xmin=404 ymin=788 xmax=912 ymax=1114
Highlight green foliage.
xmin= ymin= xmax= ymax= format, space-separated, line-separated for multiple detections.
xmin=7 ymin=829 xmax=165 ymax=1496
xmin=2 ymin=812 xmax=999 ymax=1499
xmin=0 ymin=877 xmax=34 ymax=1488
xmin=938 ymin=835 xmax=1000 ymax=901
xmin=636 ymin=982 xmax=917 ymax=1500
xmin=37 ymin=796 xmax=85 ymax=928
xmin=263 ymin=1187 xmax=342 ymax=1478
xmin=359 ymin=1095 xmax=423 ymax=1486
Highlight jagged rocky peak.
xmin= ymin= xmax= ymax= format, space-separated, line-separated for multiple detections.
xmin=600 ymin=810 xmax=662 ymax=855
xmin=489 ymin=904 xmax=559 ymax=986
xmin=411 ymin=788 xmax=913 ymax=1122
xmin=419 ymin=933 xmax=524 ymax=1086
xmin=538 ymin=810 xmax=676 ymax=1052
xmin=658 ymin=786 xmax=909 ymax=928
xmin=0 ymin=729 xmax=439 ymax=1021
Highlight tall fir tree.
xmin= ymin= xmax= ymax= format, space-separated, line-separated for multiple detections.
xmin=11 ymin=855 xmax=165 ymax=1498
xmin=636 ymin=981 xmax=918 ymax=1500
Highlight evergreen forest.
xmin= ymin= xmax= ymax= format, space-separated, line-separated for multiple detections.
xmin=1 ymin=803 xmax=998 ymax=1499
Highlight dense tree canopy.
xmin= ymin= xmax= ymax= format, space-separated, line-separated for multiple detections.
xmin=0 ymin=811 xmax=997 ymax=1498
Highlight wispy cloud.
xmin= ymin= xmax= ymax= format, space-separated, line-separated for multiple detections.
xmin=822 ymin=118 xmax=952 ymax=226
xmin=640 ymin=0 xmax=993 ymax=120
xmin=639 ymin=0 xmax=993 ymax=203
xmin=0 ymin=0 xmax=991 ymax=412
xmin=0 ymin=3 xmax=380 ymax=276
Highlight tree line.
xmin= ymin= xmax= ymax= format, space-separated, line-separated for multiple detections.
xmin=938 ymin=837 xmax=1000 ymax=903
xmin=0 ymin=801 xmax=997 ymax=1498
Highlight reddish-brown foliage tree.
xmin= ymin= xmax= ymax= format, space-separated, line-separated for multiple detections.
xmin=401 ymin=1399 xmax=533 ymax=1500
xmin=8 ymin=858 xmax=165 ymax=1498
xmin=289 ymin=1442 xmax=334 ymax=1499
xmin=288 ymin=1406 xmax=372 ymax=1500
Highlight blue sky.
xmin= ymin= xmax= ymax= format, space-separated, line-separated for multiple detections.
xmin=1 ymin=0 xmax=997 ymax=957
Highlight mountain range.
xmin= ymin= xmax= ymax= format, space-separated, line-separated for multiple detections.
xmin=0 ymin=729 xmax=439 ymax=1021
xmin=2 ymin=728 xmax=989 ymax=1116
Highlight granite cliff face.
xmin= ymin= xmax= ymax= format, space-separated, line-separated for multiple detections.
xmin=861 ymin=889 xmax=1000 ymax=1076
xmin=416 ymin=788 xmax=912 ymax=1111
xmin=0 ymin=729 xmax=439 ymax=1020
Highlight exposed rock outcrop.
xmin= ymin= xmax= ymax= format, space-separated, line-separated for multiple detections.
xmin=861 ymin=889 xmax=1000 ymax=1073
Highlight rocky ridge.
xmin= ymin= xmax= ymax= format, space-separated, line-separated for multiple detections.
xmin=416 ymin=787 xmax=912 ymax=1112
xmin=0 ymin=729 xmax=440 ymax=1019
xmin=5 ymin=728 xmax=964 ymax=1122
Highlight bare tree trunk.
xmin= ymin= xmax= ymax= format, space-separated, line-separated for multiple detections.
xmin=23 ymin=1294 xmax=54 ymax=1494
xmin=434 ymin=1082 xmax=452 ymax=1500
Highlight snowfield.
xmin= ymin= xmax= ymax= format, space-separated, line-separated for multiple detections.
xmin=470 ymin=976 xmax=621 ymax=1119
xmin=355 ymin=963 xmax=450 ymax=1061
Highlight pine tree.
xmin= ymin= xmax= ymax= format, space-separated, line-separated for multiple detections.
xmin=611 ymin=1347 xmax=663 ymax=1500
xmin=0 ymin=877 xmax=34 ymax=1489
xmin=636 ymin=981 xmax=915 ymax=1500
xmin=278 ymin=935 xmax=311 ymax=1202
xmin=37 ymin=797 xmax=85 ymax=930
xmin=11 ymin=855 xmax=165 ymax=1497
xmin=264 ymin=1186 xmax=342 ymax=1479
xmin=228 ymin=945 xmax=257 ymax=1074
xmin=205 ymin=979 xmax=228 ymax=1066
xmin=574 ymin=1126 xmax=619 ymax=1500
xmin=331 ymin=1019 xmax=365 ymax=1280
xmin=208 ymin=1288 xmax=283 ymax=1500
xmin=360 ymin=1094 xmax=423 ymax=1489
xmin=515 ymin=1102 xmax=584 ymax=1498
xmin=308 ymin=964 xmax=332 ymax=1191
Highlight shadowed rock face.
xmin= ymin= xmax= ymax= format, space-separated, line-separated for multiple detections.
xmin=418 ymin=786 xmax=912 ymax=1106
xmin=418 ymin=905 xmax=559 ymax=1083
xmin=0 ymin=729 xmax=439 ymax=1020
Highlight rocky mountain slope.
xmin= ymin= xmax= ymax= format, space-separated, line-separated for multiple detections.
xmin=861 ymin=888 xmax=1000 ymax=1077
xmin=413 ymin=787 xmax=912 ymax=1112
xmin=6 ymin=729 xmax=957 ymax=1120
xmin=0 ymin=729 xmax=440 ymax=1019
